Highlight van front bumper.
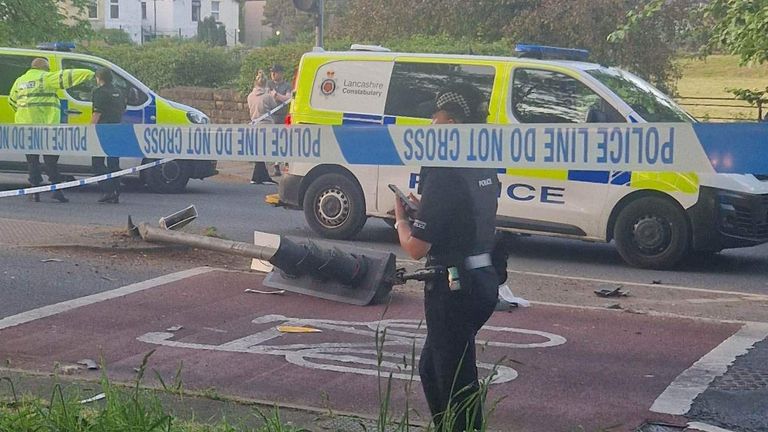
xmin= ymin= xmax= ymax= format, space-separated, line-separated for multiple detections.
xmin=689 ymin=186 xmax=768 ymax=251
xmin=188 ymin=160 xmax=218 ymax=179
xmin=278 ymin=173 xmax=304 ymax=209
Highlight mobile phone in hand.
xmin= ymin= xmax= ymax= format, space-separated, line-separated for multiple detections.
xmin=388 ymin=184 xmax=419 ymax=214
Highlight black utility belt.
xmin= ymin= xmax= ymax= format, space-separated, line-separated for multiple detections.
xmin=428 ymin=253 xmax=492 ymax=270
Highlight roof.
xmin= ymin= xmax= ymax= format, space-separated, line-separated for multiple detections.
xmin=303 ymin=50 xmax=604 ymax=71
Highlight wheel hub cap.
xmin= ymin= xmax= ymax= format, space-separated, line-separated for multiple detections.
xmin=633 ymin=216 xmax=671 ymax=253
xmin=317 ymin=188 xmax=349 ymax=227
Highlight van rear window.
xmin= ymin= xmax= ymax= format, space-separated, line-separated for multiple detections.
xmin=0 ymin=55 xmax=39 ymax=96
xmin=385 ymin=62 xmax=495 ymax=119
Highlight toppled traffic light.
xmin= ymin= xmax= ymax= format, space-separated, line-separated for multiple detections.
xmin=138 ymin=224 xmax=395 ymax=305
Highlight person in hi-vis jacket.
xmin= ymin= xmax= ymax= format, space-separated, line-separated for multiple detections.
xmin=9 ymin=57 xmax=94 ymax=202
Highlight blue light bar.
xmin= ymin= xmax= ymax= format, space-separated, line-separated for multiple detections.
xmin=515 ymin=44 xmax=590 ymax=62
xmin=36 ymin=42 xmax=76 ymax=52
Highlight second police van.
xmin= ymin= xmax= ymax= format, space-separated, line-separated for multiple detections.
xmin=0 ymin=43 xmax=217 ymax=193
xmin=278 ymin=44 xmax=768 ymax=269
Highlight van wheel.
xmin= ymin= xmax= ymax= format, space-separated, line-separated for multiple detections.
xmin=145 ymin=160 xmax=190 ymax=194
xmin=303 ymin=173 xmax=366 ymax=240
xmin=613 ymin=196 xmax=690 ymax=269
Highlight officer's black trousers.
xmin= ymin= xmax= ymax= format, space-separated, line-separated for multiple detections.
xmin=26 ymin=154 xmax=63 ymax=186
xmin=92 ymin=157 xmax=121 ymax=194
xmin=420 ymin=266 xmax=498 ymax=432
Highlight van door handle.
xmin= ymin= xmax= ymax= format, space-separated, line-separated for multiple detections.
xmin=150 ymin=115 xmax=156 ymax=121
xmin=66 ymin=109 xmax=82 ymax=115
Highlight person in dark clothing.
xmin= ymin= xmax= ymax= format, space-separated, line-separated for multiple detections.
xmin=90 ymin=68 xmax=126 ymax=203
xmin=394 ymin=84 xmax=500 ymax=432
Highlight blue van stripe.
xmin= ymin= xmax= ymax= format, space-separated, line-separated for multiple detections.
xmin=333 ymin=126 xmax=404 ymax=165
xmin=96 ymin=124 xmax=144 ymax=158
xmin=693 ymin=123 xmax=767 ymax=174
xmin=568 ymin=170 xmax=610 ymax=183
xmin=610 ymin=171 xmax=631 ymax=185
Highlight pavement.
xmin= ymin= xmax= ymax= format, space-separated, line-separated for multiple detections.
xmin=1 ymin=256 xmax=767 ymax=431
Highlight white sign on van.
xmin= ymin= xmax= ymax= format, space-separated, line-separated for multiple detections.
xmin=310 ymin=61 xmax=394 ymax=115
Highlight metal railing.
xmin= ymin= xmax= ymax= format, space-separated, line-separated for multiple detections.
xmin=675 ymin=96 xmax=764 ymax=122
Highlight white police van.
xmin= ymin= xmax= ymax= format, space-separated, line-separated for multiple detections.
xmin=278 ymin=44 xmax=768 ymax=269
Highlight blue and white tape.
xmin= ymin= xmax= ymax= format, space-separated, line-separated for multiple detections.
xmin=0 ymin=122 xmax=766 ymax=173
xmin=0 ymin=158 xmax=172 ymax=198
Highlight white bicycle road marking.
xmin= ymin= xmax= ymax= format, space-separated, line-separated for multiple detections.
xmin=137 ymin=314 xmax=567 ymax=384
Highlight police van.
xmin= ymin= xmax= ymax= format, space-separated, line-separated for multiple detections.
xmin=278 ymin=44 xmax=768 ymax=269
xmin=0 ymin=43 xmax=217 ymax=193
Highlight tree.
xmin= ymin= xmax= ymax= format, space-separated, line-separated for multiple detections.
xmin=0 ymin=0 xmax=92 ymax=45
xmin=332 ymin=0 xmax=528 ymax=41
xmin=706 ymin=0 xmax=768 ymax=65
xmin=197 ymin=16 xmax=227 ymax=46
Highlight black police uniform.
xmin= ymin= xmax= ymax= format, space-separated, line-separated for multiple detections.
xmin=410 ymin=166 xmax=500 ymax=431
xmin=91 ymin=83 xmax=126 ymax=197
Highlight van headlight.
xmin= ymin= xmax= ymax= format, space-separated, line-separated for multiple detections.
xmin=187 ymin=111 xmax=209 ymax=124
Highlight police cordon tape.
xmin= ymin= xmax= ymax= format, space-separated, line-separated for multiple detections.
xmin=0 ymin=158 xmax=172 ymax=198
xmin=0 ymin=122 xmax=766 ymax=174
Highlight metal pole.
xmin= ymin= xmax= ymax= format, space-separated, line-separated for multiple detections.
xmin=315 ymin=0 xmax=324 ymax=48
xmin=139 ymin=224 xmax=278 ymax=260
xmin=153 ymin=0 xmax=157 ymax=39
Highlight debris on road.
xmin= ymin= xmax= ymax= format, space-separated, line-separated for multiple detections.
xmin=277 ymin=325 xmax=322 ymax=333
xmin=594 ymin=285 xmax=630 ymax=298
xmin=166 ymin=325 xmax=184 ymax=332
xmin=77 ymin=359 xmax=99 ymax=370
xmin=245 ymin=288 xmax=285 ymax=295
xmin=40 ymin=258 xmax=63 ymax=263
xmin=100 ymin=275 xmax=117 ymax=282
xmin=79 ymin=393 xmax=106 ymax=404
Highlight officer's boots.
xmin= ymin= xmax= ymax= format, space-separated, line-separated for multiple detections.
xmin=51 ymin=190 xmax=69 ymax=203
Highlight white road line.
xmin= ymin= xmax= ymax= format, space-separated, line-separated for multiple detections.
xmin=650 ymin=322 xmax=768 ymax=415
xmin=506 ymin=269 xmax=768 ymax=300
xmin=687 ymin=422 xmax=735 ymax=432
xmin=0 ymin=267 xmax=213 ymax=331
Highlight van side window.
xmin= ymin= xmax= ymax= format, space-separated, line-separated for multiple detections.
xmin=62 ymin=59 xmax=149 ymax=106
xmin=385 ymin=62 xmax=495 ymax=119
xmin=0 ymin=55 xmax=39 ymax=96
xmin=511 ymin=68 xmax=623 ymax=123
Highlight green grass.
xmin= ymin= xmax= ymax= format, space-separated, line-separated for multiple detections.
xmin=676 ymin=54 xmax=768 ymax=121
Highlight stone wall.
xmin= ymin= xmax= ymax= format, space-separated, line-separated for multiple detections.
xmin=158 ymin=87 xmax=250 ymax=124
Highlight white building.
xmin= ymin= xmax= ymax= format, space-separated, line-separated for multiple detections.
xmin=82 ymin=0 xmax=241 ymax=46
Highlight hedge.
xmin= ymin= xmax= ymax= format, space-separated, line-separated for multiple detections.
xmin=80 ymin=39 xmax=244 ymax=91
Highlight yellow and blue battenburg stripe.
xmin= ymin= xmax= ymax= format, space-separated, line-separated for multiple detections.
xmin=502 ymin=168 xmax=699 ymax=194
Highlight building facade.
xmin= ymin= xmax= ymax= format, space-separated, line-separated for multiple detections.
xmin=80 ymin=0 xmax=241 ymax=46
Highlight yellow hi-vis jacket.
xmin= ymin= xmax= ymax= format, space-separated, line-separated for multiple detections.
xmin=8 ymin=68 xmax=95 ymax=124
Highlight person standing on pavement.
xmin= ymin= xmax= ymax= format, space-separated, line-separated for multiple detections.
xmin=267 ymin=63 xmax=292 ymax=177
xmin=394 ymin=84 xmax=500 ymax=432
xmin=90 ymin=68 xmax=126 ymax=204
xmin=248 ymin=70 xmax=290 ymax=185
xmin=9 ymin=58 xmax=94 ymax=203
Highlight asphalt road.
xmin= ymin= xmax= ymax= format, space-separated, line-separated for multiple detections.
xmin=1 ymin=173 xmax=767 ymax=295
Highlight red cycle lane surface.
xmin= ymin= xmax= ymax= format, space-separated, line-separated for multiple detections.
xmin=0 ymin=270 xmax=740 ymax=432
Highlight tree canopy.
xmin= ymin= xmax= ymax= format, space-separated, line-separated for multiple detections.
xmin=706 ymin=0 xmax=768 ymax=65
xmin=0 ymin=0 xmax=92 ymax=46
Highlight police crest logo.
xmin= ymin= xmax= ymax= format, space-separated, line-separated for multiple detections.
xmin=320 ymin=70 xmax=336 ymax=96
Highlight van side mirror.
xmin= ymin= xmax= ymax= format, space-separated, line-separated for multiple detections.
xmin=586 ymin=106 xmax=608 ymax=123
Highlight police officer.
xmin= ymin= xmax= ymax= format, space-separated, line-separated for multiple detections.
xmin=394 ymin=84 xmax=500 ymax=431
xmin=90 ymin=68 xmax=126 ymax=203
xmin=8 ymin=58 xmax=94 ymax=202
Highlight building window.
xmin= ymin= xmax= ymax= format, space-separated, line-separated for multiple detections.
xmin=110 ymin=0 xmax=119 ymax=19
xmin=141 ymin=2 xmax=147 ymax=20
xmin=211 ymin=1 xmax=220 ymax=21
xmin=192 ymin=0 xmax=201 ymax=22
xmin=87 ymin=1 xmax=98 ymax=19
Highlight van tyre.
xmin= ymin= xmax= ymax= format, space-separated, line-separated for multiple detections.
xmin=145 ymin=160 xmax=190 ymax=194
xmin=613 ymin=196 xmax=690 ymax=269
xmin=304 ymin=173 xmax=366 ymax=240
